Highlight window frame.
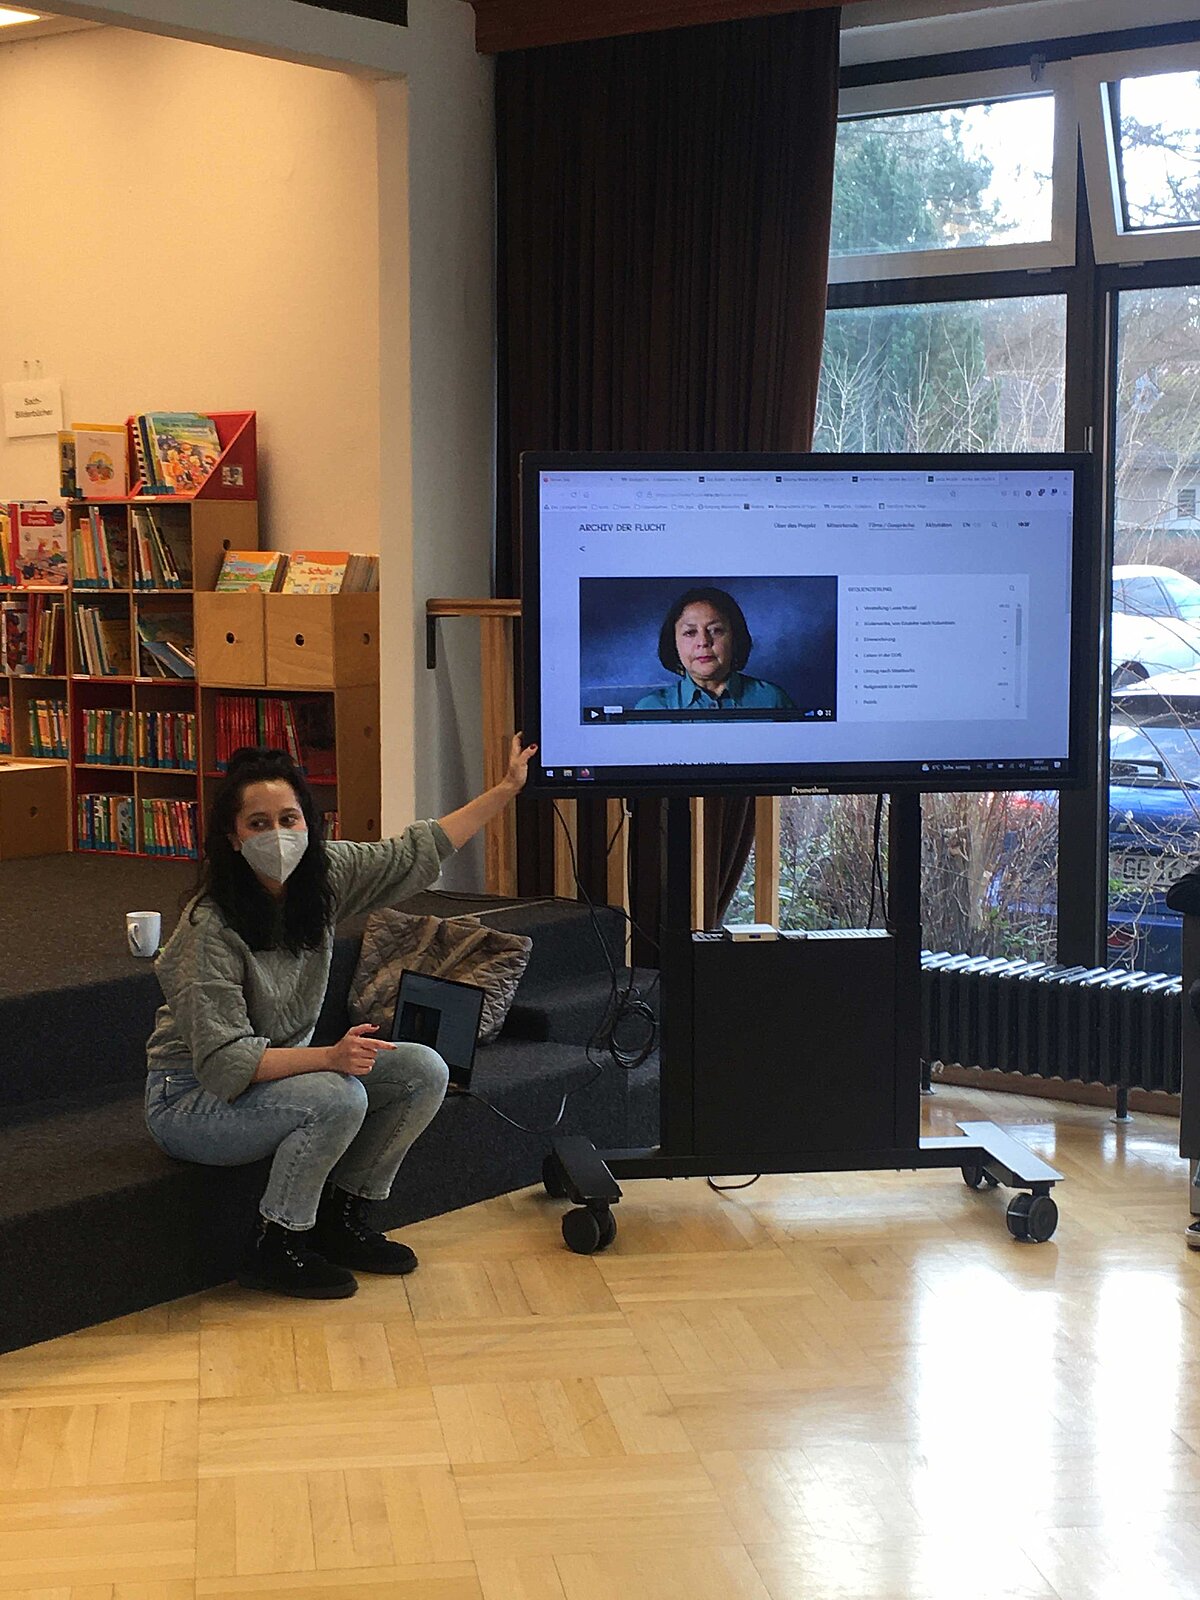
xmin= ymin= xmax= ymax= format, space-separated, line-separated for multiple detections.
xmin=831 ymin=64 xmax=1078 ymax=285
xmin=798 ymin=40 xmax=1200 ymax=970
xmin=1077 ymin=43 xmax=1200 ymax=264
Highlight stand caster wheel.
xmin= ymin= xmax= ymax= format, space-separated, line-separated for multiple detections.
xmin=1006 ymin=1191 xmax=1058 ymax=1242
xmin=542 ymin=1152 xmax=568 ymax=1200
xmin=562 ymin=1206 xmax=616 ymax=1254
xmin=962 ymin=1164 xmax=1000 ymax=1190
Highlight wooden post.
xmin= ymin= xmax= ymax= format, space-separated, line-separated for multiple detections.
xmin=426 ymin=599 xmax=522 ymax=896
xmin=479 ymin=612 xmax=517 ymax=895
xmin=552 ymin=798 xmax=579 ymax=897
xmin=690 ymin=796 xmax=705 ymax=930
xmin=754 ymin=796 xmax=781 ymax=926
xmin=606 ymin=796 xmax=631 ymax=962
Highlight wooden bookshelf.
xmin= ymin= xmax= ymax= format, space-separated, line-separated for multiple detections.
xmin=4 ymin=412 xmax=381 ymax=860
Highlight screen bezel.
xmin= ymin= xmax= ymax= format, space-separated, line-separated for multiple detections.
xmin=520 ymin=450 xmax=1099 ymax=799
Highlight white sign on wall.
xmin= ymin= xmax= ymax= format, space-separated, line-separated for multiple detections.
xmin=3 ymin=379 xmax=63 ymax=438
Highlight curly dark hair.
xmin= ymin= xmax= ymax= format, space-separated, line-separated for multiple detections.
xmin=656 ymin=586 xmax=752 ymax=676
xmin=189 ymin=746 xmax=334 ymax=952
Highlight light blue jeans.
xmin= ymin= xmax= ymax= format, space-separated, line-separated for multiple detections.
xmin=144 ymin=1044 xmax=449 ymax=1230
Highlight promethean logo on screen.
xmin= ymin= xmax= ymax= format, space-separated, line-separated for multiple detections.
xmin=529 ymin=458 xmax=1081 ymax=792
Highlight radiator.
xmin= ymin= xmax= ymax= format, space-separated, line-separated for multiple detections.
xmin=921 ymin=952 xmax=1182 ymax=1093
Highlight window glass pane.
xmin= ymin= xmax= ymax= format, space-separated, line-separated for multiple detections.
xmin=1110 ymin=284 xmax=1200 ymax=974
xmin=831 ymin=97 xmax=1055 ymax=257
xmin=727 ymin=796 xmax=887 ymax=933
xmin=729 ymin=794 xmax=1057 ymax=960
xmin=816 ymin=297 xmax=1066 ymax=454
xmin=731 ymin=295 xmax=1066 ymax=956
xmin=1114 ymin=71 xmax=1200 ymax=231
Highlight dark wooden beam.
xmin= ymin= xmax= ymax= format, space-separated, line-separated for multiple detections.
xmin=471 ymin=0 xmax=854 ymax=54
xmin=295 ymin=1 xmax=407 ymax=24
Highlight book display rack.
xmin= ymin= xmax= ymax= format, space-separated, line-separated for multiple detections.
xmin=0 ymin=410 xmax=381 ymax=860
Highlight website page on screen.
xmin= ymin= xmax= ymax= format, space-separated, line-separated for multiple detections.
xmin=535 ymin=466 xmax=1074 ymax=784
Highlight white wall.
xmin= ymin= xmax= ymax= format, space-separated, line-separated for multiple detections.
xmin=0 ymin=29 xmax=382 ymax=552
xmin=2 ymin=1 xmax=497 ymax=865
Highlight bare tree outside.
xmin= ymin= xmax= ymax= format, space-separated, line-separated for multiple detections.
xmin=1115 ymin=71 xmax=1200 ymax=231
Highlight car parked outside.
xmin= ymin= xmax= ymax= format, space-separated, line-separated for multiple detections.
xmin=1111 ymin=564 xmax=1200 ymax=687
xmin=1107 ymin=670 xmax=1200 ymax=972
xmin=989 ymin=670 xmax=1200 ymax=975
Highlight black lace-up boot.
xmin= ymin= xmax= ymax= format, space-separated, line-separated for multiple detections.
xmin=237 ymin=1218 xmax=358 ymax=1299
xmin=312 ymin=1185 xmax=418 ymax=1275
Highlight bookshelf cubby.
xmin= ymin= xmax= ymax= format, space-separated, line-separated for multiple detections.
xmin=200 ymin=683 xmax=380 ymax=842
xmin=3 ymin=411 xmax=381 ymax=861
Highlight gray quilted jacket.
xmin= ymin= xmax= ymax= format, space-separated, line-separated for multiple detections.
xmin=146 ymin=823 xmax=454 ymax=1101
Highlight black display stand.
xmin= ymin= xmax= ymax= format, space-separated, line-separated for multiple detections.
xmin=544 ymin=794 xmax=1062 ymax=1252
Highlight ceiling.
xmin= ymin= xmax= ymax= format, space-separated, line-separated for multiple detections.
xmin=0 ymin=8 xmax=99 ymax=41
xmin=842 ymin=0 xmax=1200 ymax=65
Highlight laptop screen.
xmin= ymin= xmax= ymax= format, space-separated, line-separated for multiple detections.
xmin=390 ymin=970 xmax=486 ymax=1089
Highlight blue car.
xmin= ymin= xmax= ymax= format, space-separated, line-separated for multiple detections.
xmin=988 ymin=675 xmax=1200 ymax=974
xmin=1106 ymin=673 xmax=1200 ymax=973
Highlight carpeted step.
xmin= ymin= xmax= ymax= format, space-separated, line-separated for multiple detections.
xmin=451 ymin=899 xmax=625 ymax=990
xmin=502 ymin=968 xmax=660 ymax=1047
xmin=1 ymin=895 xmax=628 ymax=1112
xmin=0 ymin=1044 xmax=661 ymax=1353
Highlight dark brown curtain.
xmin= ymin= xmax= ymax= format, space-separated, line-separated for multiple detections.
xmin=496 ymin=9 xmax=840 ymax=941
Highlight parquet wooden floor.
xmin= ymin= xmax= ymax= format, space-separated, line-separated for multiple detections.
xmin=2 ymin=1084 xmax=1199 ymax=1598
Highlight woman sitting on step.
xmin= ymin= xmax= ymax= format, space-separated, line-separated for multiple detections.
xmin=144 ymin=736 xmax=534 ymax=1300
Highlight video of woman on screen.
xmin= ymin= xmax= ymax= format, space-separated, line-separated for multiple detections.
xmin=578 ymin=576 xmax=838 ymax=723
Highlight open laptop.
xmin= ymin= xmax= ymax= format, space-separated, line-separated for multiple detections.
xmin=389 ymin=969 xmax=486 ymax=1090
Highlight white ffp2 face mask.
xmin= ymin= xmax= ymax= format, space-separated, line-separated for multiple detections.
xmin=239 ymin=826 xmax=309 ymax=884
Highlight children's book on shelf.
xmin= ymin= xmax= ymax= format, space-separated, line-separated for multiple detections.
xmin=77 ymin=792 xmax=135 ymax=853
xmin=136 ymin=608 xmax=195 ymax=678
xmin=0 ymin=506 xmax=11 ymax=586
xmin=71 ymin=424 xmax=129 ymax=499
xmin=72 ymin=506 xmax=131 ymax=589
xmin=213 ymin=694 xmax=336 ymax=775
xmin=132 ymin=505 xmax=191 ymax=588
xmin=82 ymin=707 xmax=134 ymax=765
xmin=139 ymin=413 xmax=222 ymax=494
xmin=1 ymin=599 xmax=27 ymax=672
xmin=29 ymin=697 xmax=68 ymax=757
xmin=27 ymin=595 xmax=65 ymax=674
xmin=216 ymin=550 xmax=288 ymax=592
xmin=73 ymin=604 xmax=132 ymax=676
xmin=280 ymin=551 xmax=349 ymax=595
xmin=57 ymin=432 xmax=78 ymax=499
xmin=8 ymin=502 xmax=68 ymax=586
xmin=140 ymin=795 xmax=198 ymax=858
xmin=135 ymin=708 xmax=196 ymax=770
xmin=280 ymin=551 xmax=379 ymax=595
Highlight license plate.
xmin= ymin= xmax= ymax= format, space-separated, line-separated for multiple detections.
xmin=1109 ymin=850 xmax=1189 ymax=893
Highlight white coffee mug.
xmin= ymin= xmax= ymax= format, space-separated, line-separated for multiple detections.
xmin=126 ymin=911 xmax=162 ymax=959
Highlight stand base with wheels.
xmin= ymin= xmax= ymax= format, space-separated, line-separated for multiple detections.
xmin=543 ymin=1120 xmax=1062 ymax=1253
xmin=541 ymin=795 xmax=1064 ymax=1254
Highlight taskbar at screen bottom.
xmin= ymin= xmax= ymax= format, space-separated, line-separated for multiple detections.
xmin=532 ymin=756 xmax=1076 ymax=795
